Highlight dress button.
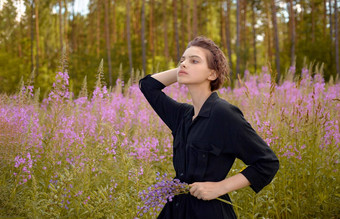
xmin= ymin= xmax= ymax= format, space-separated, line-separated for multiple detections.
xmin=175 ymin=202 xmax=179 ymax=207
xmin=180 ymin=173 xmax=184 ymax=176
xmin=202 ymin=154 xmax=206 ymax=158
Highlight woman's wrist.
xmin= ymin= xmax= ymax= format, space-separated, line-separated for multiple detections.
xmin=218 ymin=173 xmax=251 ymax=195
xmin=217 ymin=180 xmax=231 ymax=196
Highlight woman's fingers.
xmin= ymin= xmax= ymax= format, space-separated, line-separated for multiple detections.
xmin=189 ymin=183 xmax=205 ymax=200
xmin=189 ymin=182 xmax=222 ymax=200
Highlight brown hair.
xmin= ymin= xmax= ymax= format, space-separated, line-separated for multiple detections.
xmin=186 ymin=36 xmax=230 ymax=91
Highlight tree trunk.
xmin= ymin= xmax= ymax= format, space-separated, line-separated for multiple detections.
xmin=126 ymin=0 xmax=133 ymax=74
xmin=30 ymin=0 xmax=34 ymax=74
xmin=335 ymin=0 xmax=339 ymax=77
xmin=64 ymin=0 xmax=68 ymax=48
xmin=242 ymin=0 xmax=247 ymax=71
xmin=225 ymin=0 xmax=233 ymax=75
xmin=251 ymin=1 xmax=257 ymax=72
xmin=163 ymin=0 xmax=169 ymax=59
xmin=104 ymin=0 xmax=112 ymax=86
xmin=149 ymin=0 xmax=154 ymax=61
xmin=141 ymin=0 xmax=146 ymax=74
xmin=173 ymin=0 xmax=180 ymax=62
xmin=18 ymin=0 xmax=23 ymax=58
xmin=132 ymin=2 xmax=141 ymax=36
xmin=236 ymin=0 xmax=240 ymax=77
xmin=180 ymin=0 xmax=185 ymax=52
xmin=34 ymin=0 xmax=40 ymax=76
xmin=265 ymin=0 xmax=273 ymax=65
xmin=71 ymin=0 xmax=77 ymax=52
xmin=288 ymin=0 xmax=296 ymax=67
xmin=59 ymin=0 xmax=63 ymax=55
xmin=329 ymin=0 xmax=333 ymax=43
xmin=96 ymin=0 xmax=100 ymax=59
xmin=311 ymin=0 xmax=315 ymax=42
xmin=220 ymin=2 xmax=226 ymax=50
xmin=323 ymin=0 xmax=327 ymax=38
xmin=187 ymin=0 xmax=192 ymax=41
xmin=112 ymin=1 xmax=116 ymax=44
xmin=193 ymin=0 xmax=198 ymax=37
xmin=271 ymin=0 xmax=280 ymax=80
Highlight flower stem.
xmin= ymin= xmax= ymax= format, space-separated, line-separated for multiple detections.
xmin=216 ymin=197 xmax=243 ymax=210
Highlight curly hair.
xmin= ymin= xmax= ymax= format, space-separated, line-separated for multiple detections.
xmin=186 ymin=36 xmax=230 ymax=91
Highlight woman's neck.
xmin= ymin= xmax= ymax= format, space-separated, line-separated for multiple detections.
xmin=187 ymin=85 xmax=212 ymax=119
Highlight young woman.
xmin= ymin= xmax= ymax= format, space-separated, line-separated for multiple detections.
xmin=139 ymin=36 xmax=279 ymax=219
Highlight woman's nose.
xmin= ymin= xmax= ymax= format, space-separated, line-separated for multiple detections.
xmin=180 ymin=60 xmax=186 ymax=68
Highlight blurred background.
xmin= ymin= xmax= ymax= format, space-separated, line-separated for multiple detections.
xmin=0 ymin=0 xmax=339 ymax=96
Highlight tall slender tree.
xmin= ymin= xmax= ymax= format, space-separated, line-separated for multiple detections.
xmin=104 ymin=0 xmax=112 ymax=86
xmin=30 ymin=0 xmax=34 ymax=74
xmin=70 ymin=0 xmax=76 ymax=52
xmin=96 ymin=0 xmax=101 ymax=59
xmin=329 ymin=0 xmax=333 ymax=43
xmin=180 ymin=0 xmax=185 ymax=52
xmin=34 ymin=0 xmax=40 ymax=76
xmin=149 ymin=0 xmax=155 ymax=63
xmin=335 ymin=0 xmax=339 ymax=77
xmin=17 ymin=0 xmax=23 ymax=58
xmin=311 ymin=0 xmax=315 ymax=42
xmin=288 ymin=0 xmax=296 ymax=67
xmin=126 ymin=0 xmax=133 ymax=74
xmin=220 ymin=2 xmax=226 ymax=49
xmin=241 ymin=0 xmax=247 ymax=71
xmin=163 ymin=0 xmax=169 ymax=59
xmin=58 ymin=0 xmax=63 ymax=54
xmin=111 ymin=1 xmax=116 ymax=44
xmin=141 ymin=0 xmax=146 ymax=74
xmin=187 ymin=0 xmax=192 ymax=41
xmin=236 ymin=0 xmax=240 ymax=77
xmin=193 ymin=0 xmax=198 ymax=37
xmin=323 ymin=0 xmax=327 ymax=38
xmin=63 ymin=0 xmax=68 ymax=48
xmin=271 ymin=0 xmax=280 ymax=79
xmin=251 ymin=1 xmax=257 ymax=72
xmin=225 ymin=0 xmax=233 ymax=76
xmin=173 ymin=0 xmax=180 ymax=62
xmin=265 ymin=0 xmax=273 ymax=65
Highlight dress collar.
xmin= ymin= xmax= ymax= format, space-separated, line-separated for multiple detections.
xmin=184 ymin=92 xmax=219 ymax=119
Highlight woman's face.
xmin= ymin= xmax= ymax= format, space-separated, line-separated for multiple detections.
xmin=177 ymin=46 xmax=216 ymax=87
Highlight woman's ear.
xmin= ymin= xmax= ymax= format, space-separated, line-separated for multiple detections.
xmin=208 ymin=70 xmax=217 ymax=81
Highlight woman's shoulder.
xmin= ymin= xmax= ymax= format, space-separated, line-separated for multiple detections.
xmin=210 ymin=100 xmax=246 ymax=134
xmin=213 ymin=98 xmax=244 ymax=118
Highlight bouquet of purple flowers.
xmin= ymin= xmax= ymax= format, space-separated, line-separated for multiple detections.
xmin=136 ymin=173 xmax=240 ymax=218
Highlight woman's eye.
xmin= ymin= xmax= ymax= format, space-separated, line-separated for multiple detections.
xmin=191 ymin=59 xmax=199 ymax=64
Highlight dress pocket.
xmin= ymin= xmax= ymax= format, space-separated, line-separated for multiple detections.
xmin=188 ymin=143 xmax=222 ymax=180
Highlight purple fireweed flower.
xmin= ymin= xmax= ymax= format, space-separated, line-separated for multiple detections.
xmin=289 ymin=66 xmax=296 ymax=75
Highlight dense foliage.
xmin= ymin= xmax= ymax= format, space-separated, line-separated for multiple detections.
xmin=0 ymin=64 xmax=339 ymax=218
xmin=0 ymin=0 xmax=339 ymax=96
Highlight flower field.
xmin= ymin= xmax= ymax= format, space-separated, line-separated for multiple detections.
xmin=0 ymin=67 xmax=339 ymax=218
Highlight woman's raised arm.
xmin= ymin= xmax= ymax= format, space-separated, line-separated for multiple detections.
xmin=151 ymin=68 xmax=178 ymax=87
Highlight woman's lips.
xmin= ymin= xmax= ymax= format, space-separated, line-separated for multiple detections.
xmin=178 ymin=70 xmax=188 ymax=75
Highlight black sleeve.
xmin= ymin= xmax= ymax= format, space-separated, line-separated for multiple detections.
xmin=139 ymin=75 xmax=189 ymax=134
xmin=231 ymin=106 xmax=279 ymax=193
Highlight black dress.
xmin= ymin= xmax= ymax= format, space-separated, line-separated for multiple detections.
xmin=139 ymin=75 xmax=279 ymax=219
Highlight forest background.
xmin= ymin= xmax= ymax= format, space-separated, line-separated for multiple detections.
xmin=0 ymin=0 xmax=339 ymax=97
xmin=0 ymin=0 xmax=339 ymax=218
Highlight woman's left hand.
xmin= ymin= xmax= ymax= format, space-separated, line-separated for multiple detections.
xmin=189 ymin=181 xmax=224 ymax=201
